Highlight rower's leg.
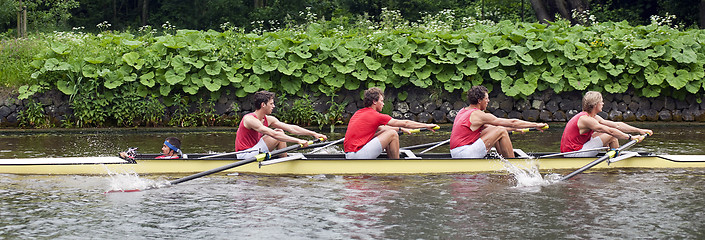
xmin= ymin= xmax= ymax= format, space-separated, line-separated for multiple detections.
xmin=594 ymin=132 xmax=617 ymax=149
xmin=480 ymin=125 xmax=515 ymax=158
xmin=376 ymin=127 xmax=400 ymax=159
xmin=263 ymin=129 xmax=288 ymax=157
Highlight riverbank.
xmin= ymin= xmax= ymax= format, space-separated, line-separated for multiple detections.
xmin=3 ymin=86 xmax=705 ymax=128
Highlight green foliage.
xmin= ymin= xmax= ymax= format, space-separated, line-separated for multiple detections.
xmin=23 ymin=0 xmax=80 ymax=31
xmin=0 ymin=0 xmax=17 ymax=31
xmin=11 ymin=13 xmax=705 ymax=127
xmin=167 ymin=96 xmax=223 ymax=127
xmin=0 ymin=37 xmax=44 ymax=88
xmin=18 ymin=99 xmax=52 ymax=128
xmin=275 ymin=95 xmax=321 ymax=126
xmin=316 ymin=96 xmax=348 ymax=133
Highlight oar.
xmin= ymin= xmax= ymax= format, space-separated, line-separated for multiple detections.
xmin=169 ymin=138 xmax=322 ymax=185
xmin=538 ymin=147 xmax=610 ymax=159
xmin=419 ymin=139 xmax=450 ymax=154
xmin=399 ymin=125 xmax=440 ymax=135
xmin=197 ymin=149 xmax=259 ymax=159
xmin=510 ymin=125 xmax=549 ymax=134
xmin=400 ymin=140 xmax=446 ymax=150
xmin=309 ymin=137 xmax=345 ymax=154
xmin=560 ymin=134 xmax=650 ymax=181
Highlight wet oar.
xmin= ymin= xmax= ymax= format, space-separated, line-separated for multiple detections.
xmin=169 ymin=138 xmax=321 ymax=185
xmin=560 ymin=134 xmax=649 ymax=181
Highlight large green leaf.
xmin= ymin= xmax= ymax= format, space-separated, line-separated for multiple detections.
xmin=392 ymin=61 xmax=414 ymax=77
xmin=352 ymin=62 xmax=369 ymax=81
xmin=202 ymin=77 xmax=221 ymax=91
xmin=324 ymin=73 xmax=346 ymax=88
xmin=205 ymin=62 xmax=225 ymax=75
xmin=165 ymin=69 xmax=186 ymax=85
xmin=363 ymin=57 xmax=382 ymax=71
xmin=293 ymin=44 xmax=312 ymax=59
xmin=280 ymin=76 xmax=301 ymax=95
xmin=306 ymin=64 xmax=331 ymax=78
xmin=457 ymin=59 xmax=478 ymax=75
xmin=670 ymin=69 xmax=692 ymax=90
xmin=56 ymin=80 xmax=76 ymax=95
xmin=243 ymin=75 xmax=261 ymax=93
xmin=332 ymin=60 xmax=356 ymax=74
xmin=50 ymin=42 xmax=70 ymax=55
xmin=673 ymin=47 xmax=697 ymax=64
xmin=481 ymin=36 xmax=508 ymax=54
xmin=409 ymin=75 xmax=432 ymax=88
xmin=630 ymin=51 xmax=651 ymax=67
xmin=140 ymin=72 xmax=156 ymax=87
xmin=122 ymin=52 xmax=145 ymax=70
xmin=369 ymin=68 xmax=388 ymax=82
xmin=320 ymin=38 xmax=340 ymax=51
xmin=44 ymin=58 xmax=71 ymax=71
xmin=477 ymin=56 xmax=500 ymax=70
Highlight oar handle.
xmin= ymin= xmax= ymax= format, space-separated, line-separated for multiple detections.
xmin=511 ymin=125 xmax=549 ymax=134
xmin=401 ymin=125 xmax=440 ymax=135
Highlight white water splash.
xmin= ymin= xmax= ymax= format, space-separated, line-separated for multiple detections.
xmin=101 ymin=166 xmax=169 ymax=192
xmin=497 ymin=155 xmax=562 ymax=188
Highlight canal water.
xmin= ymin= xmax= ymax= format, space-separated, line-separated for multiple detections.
xmin=2 ymin=123 xmax=705 ymax=239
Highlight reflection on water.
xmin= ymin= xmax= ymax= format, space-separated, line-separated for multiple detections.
xmin=2 ymin=171 xmax=705 ymax=239
xmin=2 ymin=124 xmax=705 ymax=238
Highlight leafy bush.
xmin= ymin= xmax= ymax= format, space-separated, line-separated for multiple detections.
xmin=0 ymin=37 xmax=44 ymax=88
xmin=11 ymin=10 xmax=705 ymax=127
xmin=18 ymin=99 xmax=51 ymax=128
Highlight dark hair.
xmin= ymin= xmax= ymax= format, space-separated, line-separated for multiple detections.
xmin=166 ymin=137 xmax=181 ymax=152
xmin=254 ymin=91 xmax=275 ymax=110
xmin=467 ymin=85 xmax=488 ymax=105
xmin=363 ymin=87 xmax=384 ymax=107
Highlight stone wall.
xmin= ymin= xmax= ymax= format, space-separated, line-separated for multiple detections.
xmin=2 ymin=86 xmax=705 ymax=127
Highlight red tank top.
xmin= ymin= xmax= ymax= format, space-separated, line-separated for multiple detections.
xmin=450 ymin=108 xmax=483 ymax=149
xmin=343 ymin=108 xmax=392 ymax=152
xmin=235 ymin=113 xmax=268 ymax=151
xmin=560 ymin=112 xmax=594 ymax=152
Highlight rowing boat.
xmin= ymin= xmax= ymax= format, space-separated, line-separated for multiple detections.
xmin=2 ymin=150 xmax=705 ymax=175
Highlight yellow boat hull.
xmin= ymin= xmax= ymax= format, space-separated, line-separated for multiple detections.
xmin=1 ymin=155 xmax=705 ymax=175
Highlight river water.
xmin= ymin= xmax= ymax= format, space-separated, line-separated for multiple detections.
xmin=2 ymin=123 xmax=705 ymax=239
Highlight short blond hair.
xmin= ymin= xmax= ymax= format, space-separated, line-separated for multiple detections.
xmin=582 ymin=91 xmax=603 ymax=112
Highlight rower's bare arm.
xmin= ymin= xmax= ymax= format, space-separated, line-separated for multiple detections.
xmin=268 ymin=116 xmax=327 ymax=140
xmin=582 ymin=116 xmax=629 ymax=139
xmin=481 ymin=113 xmax=546 ymax=129
xmin=596 ymin=115 xmax=652 ymax=136
xmin=248 ymin=116 xmax=307 ymax=144
xmin=387 ymin=119 xmax=438 ymax=131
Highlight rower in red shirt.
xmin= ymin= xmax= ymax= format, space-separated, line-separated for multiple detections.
xmin=560 ymin=91 xmax=652 ymax=157
xmin=344 ymin=87 xmax=438 ymax=159
xmin=450 ymin=85 xmax=547 ymax=158
xmin=235 ymin=91 xmax=327 ymax=159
